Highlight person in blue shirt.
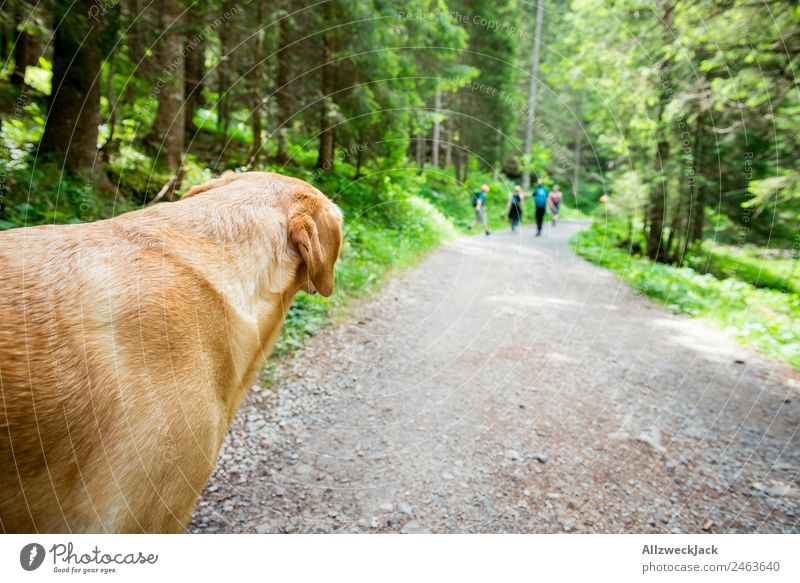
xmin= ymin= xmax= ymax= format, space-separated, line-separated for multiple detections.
xmin=533 ymin=182 xmax=549 ymax=236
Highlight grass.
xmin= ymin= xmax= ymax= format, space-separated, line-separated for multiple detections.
xmin=571 ymin=223 xmax=800 ymax=368
xmin=687 ymin=243 xmax=799 ymax=295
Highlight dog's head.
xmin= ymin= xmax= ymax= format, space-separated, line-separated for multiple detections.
xmin=287 ymin=188 xmax=343 ymax=297
xmin=182 ymin=171 xmax=343 ymax=297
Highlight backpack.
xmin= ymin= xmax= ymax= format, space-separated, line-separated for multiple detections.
xmin=534 ymin=187 xmax=548 ymax=208
xmin=471 ymin=191 xmax=482 ymax=207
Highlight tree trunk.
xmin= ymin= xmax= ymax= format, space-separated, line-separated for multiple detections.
xmin=492 ymin=130 xmax=502 ymax=180
xmin=454 ymin=144 xmax=461 ymax=182
xmin=102 ymin=56 xmax=116 ymax=163
xmin=316 ymin=27 xmax=334 ymax=171
xmin=126 ymin=0 xmax=145 ymax=63
xmin=688 ymin=113 xmax=706 ymax=245
xmin=250 ymin=105 xmax=263 ymax=167
xmin=153 ymin=0 xmax=185 ymax=171
xmin=431 ymin=87 xmax=442 ymax=167
xmin=275 ymin=15 xmax=290 ymax=164
xmin=12 ymin=1 xmax=36 ymax=87
xmin=416 ymin=134 xmax=424 ymax=171
xmin=355 ymin=137 xmax=364 ymax=178
xmin=665 ymin=195 xmax=683 ymax=263
xmin=248 ymin=0 xmax=264 ymax=166
xmin=444 ymin=118 xmax=453 ymax=169
xmin=572 ymin=140 xmax=581 ymax=198
xmin=125 ymin=0 xmax=145 ymax=101
xmin=647 ymin=104 xmax=669 ymax=261
xmin=646 ymin=1 xmax=674 ymax=262
xmin=184 ymin=9 xmax=206 ymax=139
xmin=39 ymin=1 xmax=106 ymax=178
xmin=1 ymin=18 xmax=9 ymax=62
xmin=217 ymin=11 xmax=231 ymax=149
xmin=521 ymin=0 xmax=545 ymax=190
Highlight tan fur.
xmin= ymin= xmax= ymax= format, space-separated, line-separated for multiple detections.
xmin=0 ymin=172 xmax=342 ymax=533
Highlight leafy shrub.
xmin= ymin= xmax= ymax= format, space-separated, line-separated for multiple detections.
xmin=687 ymin=244 xmax=799 ymax=295
xmin=571 ymin=223 xmax=800 ymax=368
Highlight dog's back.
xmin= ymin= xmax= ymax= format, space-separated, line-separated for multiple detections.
xmin=0 ymin=221 xmax=232 ymax=532
xmin=0 ymin=172 xmax=342 ymax=532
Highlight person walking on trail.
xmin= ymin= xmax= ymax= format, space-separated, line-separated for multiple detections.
xmin=548 ymin=185 xmax=563 ymax=227
xmin=533 ymin=181 xmax=549 ymax=236
xmin=470 ymin=184 xmax=491 ymax=236
xmin=507 ymin=185 xmax=524 ymax=232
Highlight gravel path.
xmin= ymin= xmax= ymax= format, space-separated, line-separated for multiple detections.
xmin=189 ymin=221 xmax=799 ymax=533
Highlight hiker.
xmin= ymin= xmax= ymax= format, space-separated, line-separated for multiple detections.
xmin=533 ymin=181 xmax=549 ymax=236
xmin=471 ymin=184 xmax=491 ymax=236
xmin=548 ymin=185 xmax=562 ymax=227
xmin=507 ymin=185 xmax=524 ymax=232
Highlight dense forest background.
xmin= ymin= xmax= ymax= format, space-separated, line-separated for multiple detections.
xmin=0 ymin=0 xmax=798 ymax=365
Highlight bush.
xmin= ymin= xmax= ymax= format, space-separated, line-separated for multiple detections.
xmin=0 ymin=158 xmax=134 ymax=228
xmin=687 ymin=244 xmax=800 ymax=295
xmin=571 ymin=223 xmax=800 ymax=368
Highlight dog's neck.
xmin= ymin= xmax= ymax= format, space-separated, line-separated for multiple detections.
xmin=119 ymin=195 xmax=305 ymax=414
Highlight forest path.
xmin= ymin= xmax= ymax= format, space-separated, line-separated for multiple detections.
xmin=190 ymin=221 xmax=799 ymax=533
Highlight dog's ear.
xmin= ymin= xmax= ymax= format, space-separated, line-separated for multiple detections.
xmin=288 ymin=198 xmax=339 ymax=297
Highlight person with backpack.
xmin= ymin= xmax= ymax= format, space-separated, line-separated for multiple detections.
xmin=533 ymin=181 xmax=549 ymax=236
xmin=548 ymin=184 xmax=563 ymax=227
xmin=470 ymin=184 xmax=490 ymax=236
xmin=507 ymin=185 xmax=524 ymax=232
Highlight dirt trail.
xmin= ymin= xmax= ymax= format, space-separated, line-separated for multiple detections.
xmin=190 ymin=222 xmax=799 ymax=533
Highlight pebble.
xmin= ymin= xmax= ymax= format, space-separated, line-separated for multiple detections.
xmin=255 ymin=522 xmax=274 ymax=534
xmin=536 ymin=453 xmax=549 ymax=464
xmin=560 ymin=518 xmax=576 ymax=532
xmin=402 ymin=521 xmax=431 ymax=534
xmin=398 ymin=502 xmax=413 ymax=515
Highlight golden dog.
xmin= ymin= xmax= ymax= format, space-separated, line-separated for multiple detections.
xmin=0 ymin=172 xmax=342 ymax=533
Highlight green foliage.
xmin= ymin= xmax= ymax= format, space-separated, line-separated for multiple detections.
xmin=0 ymin=159 xmax=130 ymax=228
xmin=572 ymin=224 xmax=800 ymax=368
xmin=106 ymin=161 xmax=174 ymax=205
xmin=557 ymin=0 xmax=800 ymax=253
xmin=687 ymin=244 xmax=800 ymax=296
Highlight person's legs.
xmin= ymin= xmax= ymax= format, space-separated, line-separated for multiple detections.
xmin=470 ymin=208 xmax=481 ymax=229
xmin=535 ymin=207 xmax=545 ymax=235
xmin=480 ymin=207 xmax=490 ymax=235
